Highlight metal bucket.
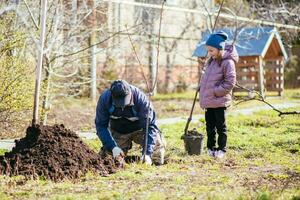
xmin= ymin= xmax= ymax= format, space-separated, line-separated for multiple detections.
xmin=181 ymin=129 xmax=204 ymax=155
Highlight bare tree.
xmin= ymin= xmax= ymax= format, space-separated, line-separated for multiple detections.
xmin=248 ymin=0 xmax=300 ymax=44
xmin=161 ymin=0 xmax=199 ymax=93
xmin=133 ymin=0 xmax=161 ymax=93
xmin=1 ymin=0 xmax=114 ymax=124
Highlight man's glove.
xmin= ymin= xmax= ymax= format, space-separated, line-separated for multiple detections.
xmin=112 ymin=147 xmax=124 ymax=159
xmin=141 ymin=155 xmax=152 ymax=165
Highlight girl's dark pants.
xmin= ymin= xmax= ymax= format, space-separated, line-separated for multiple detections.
xmin=205 ymin=107 xmax=227 ymax=152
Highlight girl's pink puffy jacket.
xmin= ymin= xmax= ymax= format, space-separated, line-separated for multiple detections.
xmin=199 ymin=45 xmax=239 ymax=109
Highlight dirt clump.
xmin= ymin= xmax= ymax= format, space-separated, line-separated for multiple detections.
xmin=186 ymin=128 xmax=204 ymax=137
xmin=181 ymin=128 xmax=204 ymax=140
xmin=0 ymin=124 xmax=122 ymax=181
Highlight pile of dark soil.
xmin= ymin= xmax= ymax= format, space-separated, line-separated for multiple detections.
xmin=0 ymin=124 xmax=122 ymax=181
xmin=186 ymin=128 xmax=204 ymax=137
xmin=181 ymin=128 xmax=204 ymax=139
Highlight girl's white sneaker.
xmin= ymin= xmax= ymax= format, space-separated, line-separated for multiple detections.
xmin=208 ymin=149 xmax=215 ymax=157
xmin=215 ymin=150 xmax=225 ymax=158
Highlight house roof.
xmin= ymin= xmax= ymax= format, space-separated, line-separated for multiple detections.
xmin=192 ymin=27 xmax=288 ymax=60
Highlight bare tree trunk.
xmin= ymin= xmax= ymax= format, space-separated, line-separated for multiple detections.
xmin=164 ymin=53 xmax=172 ymax=93
xmin=89 ymin=0 xmax=97 ymax=102
xmin=117 ymin=3 xmax=121 ymax=44
xmin=42 ymin=57 xmax=51 ymax=125
xmin=151 ymin=43 xmax=157 ymax=94
xmin=105 ymin=1 xmax=114 ymax=70
xmin=90 ymin=36 xmax=97 ymax=102
xmin=33 ymin=0 xmax=47 ymax=125
xmin=148 ymin=37 xmax=152 ymax=89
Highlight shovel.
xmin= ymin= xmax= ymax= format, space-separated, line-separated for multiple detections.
xmin=182 ymin=90 xmax=204 ymax=155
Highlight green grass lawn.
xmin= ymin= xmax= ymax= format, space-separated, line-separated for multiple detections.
xmin=0 ymin=149 xmax=6 ymax=156
xmin=2 ymin=89 xmax=299 ymax=139
xmin=11 ymin=89 xmax=298 ymax=137
xmin=0 ymin=107 xmax=299 ymax=200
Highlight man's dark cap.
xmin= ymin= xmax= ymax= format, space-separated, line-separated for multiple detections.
xmin=110 ymin=80 xmax=132 ymax=107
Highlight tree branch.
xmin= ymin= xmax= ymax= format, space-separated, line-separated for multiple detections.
xmin=49 ymin=23 xmax=142 ymax=63
xmin=234 ymin=82 xmax=300 ymax=116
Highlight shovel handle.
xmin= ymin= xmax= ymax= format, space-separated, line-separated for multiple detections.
xmin=184 ymin=90 xmax=199 ymax=134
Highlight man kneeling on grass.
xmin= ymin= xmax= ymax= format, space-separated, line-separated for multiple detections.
xmin=95 ymin=79 xmax=166 ymax=165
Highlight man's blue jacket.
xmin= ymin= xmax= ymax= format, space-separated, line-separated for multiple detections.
xmin=95 ymin=85 xmax=159 ymax=156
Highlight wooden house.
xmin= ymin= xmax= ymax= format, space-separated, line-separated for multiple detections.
xmin=193 ymin=27 xmax=288 ymax=96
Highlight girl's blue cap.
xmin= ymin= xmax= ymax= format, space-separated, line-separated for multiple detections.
xmin=205 ymin=31 xmax=228 ymax=50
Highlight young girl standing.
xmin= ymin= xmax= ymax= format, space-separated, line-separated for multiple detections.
xmin=199 ymin=31 xmax=238 ymax=158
